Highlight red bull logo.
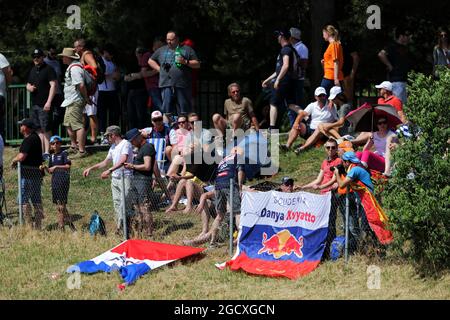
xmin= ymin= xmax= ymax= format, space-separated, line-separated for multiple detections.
xmin=257 ymin=229 xmax=304 ymax=259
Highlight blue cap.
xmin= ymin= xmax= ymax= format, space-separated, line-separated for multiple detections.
xmin=342 ymin=151 xmax=361 ymax=164
xmin=125 ymin=128 xmax=141 ymax=141
xmin=50 ymin=135 xmax=62 ymax=143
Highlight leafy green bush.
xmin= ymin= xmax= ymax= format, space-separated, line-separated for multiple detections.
xmin=384 ymin=68 xmax=450 ymax=276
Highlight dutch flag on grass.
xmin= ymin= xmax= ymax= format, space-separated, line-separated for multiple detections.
xmin=67 ymin=240 xmax=205 ymax=285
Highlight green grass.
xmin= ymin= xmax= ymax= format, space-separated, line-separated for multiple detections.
xmin=0 ymin=145 xmax=449 ymax=300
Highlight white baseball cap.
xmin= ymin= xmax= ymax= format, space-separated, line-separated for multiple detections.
xmin=314 ymin=87 xmax=327 ymax=96
xmin=151 ymin=110 xmax=163 ymax=119
xmin=328 ymin=86 xmax=342 ymax=100
xmin=375 ymin=81 xmax=393 ymax=91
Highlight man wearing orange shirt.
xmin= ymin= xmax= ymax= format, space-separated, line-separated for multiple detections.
xmin=376 ymin=81 xmax=406 ymax=124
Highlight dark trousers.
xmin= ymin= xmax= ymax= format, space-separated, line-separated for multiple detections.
xmin=0 ymin=95 xmax=5 ymax=139
xmin=127 ymin=89 xmax=149 ymax=130
xmin=98 ymin=90 xmax=121 ymax=133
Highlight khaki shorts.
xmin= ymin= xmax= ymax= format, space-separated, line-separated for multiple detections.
xmin=63 ymin=100 xmax=86 ymax=131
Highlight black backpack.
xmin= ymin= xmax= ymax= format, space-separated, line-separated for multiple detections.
xmin=92 ymin=51 xmax=106 ymax=85
xmin=287 ymin=44 xmax=303 ymax=80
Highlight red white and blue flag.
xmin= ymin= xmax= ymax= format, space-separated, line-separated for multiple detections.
xmin=217 ymin=191 xmax=331 ymax=279
xmin=67 ymin=239 xmax=204 ymax=285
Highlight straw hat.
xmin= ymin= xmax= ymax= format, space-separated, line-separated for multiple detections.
xmin=57 ymin=48 xmax=80 ymax=59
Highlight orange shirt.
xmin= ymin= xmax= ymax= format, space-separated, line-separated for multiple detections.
xmin=378 ymin=95 xmax=403 ymax=112
xmin=323 ymin=41 xmax=344 ymax=81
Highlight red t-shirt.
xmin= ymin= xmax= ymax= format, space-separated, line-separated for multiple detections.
xmin=378 ymin=95 xmax=403 ymax=112
xmin=320 ymin=156 xmax=342 ymax=194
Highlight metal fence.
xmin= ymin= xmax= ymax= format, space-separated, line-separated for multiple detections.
xmin=1 ymin=160 xmax=382 ymax=263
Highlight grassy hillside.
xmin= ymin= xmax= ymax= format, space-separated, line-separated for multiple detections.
xmin=0 ymin=145 xmax=448 ymax=299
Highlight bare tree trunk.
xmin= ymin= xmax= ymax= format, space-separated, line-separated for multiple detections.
xmin=310 ymin=0 xmax=336 ymax=92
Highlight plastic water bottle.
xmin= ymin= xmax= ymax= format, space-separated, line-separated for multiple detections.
xmin=175 ymin=46 xmax=182 ymax=68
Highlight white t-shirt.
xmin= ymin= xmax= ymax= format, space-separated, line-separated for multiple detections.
xmin=61 ymin=61 xmax=85 ymax=107
xmin=373 ymin=130 xmax=396 ymax=158
xmin=98 ymin=57 xmax=116 ymax=91
xmin=304 ymin=101 xmax=338 ymax=130
xmin=106 ymin=139 xmax=134 ymax=178
xmin=0 ymin=53 xmax=10 ymax=97
xmin=293 ymin=41 xmax=309 ymax=80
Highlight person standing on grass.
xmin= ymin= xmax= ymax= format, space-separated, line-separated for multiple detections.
xmin=82 ymin=125 xmax=134 ymax=234
xmin=321 ymin=25 xmax=344 ymax=95
xmin=58 ymin=48 xmax=90 ymax=159
xmin=26 ymin=48 xmax=57 ymax=160
xmin=11 ymin=119 xmax=44 ymax=230
xmin=124 ymin=128 xmax=157 ymax=238
xmin=43 ymin=135 xmax=75 ymax=231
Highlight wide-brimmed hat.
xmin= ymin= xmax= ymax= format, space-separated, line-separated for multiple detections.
xmin=57 ymin=48 xmax=80 ymax=60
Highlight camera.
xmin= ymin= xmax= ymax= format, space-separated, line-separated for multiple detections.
xmin=162 ymin=62 xmax=171 ymax=72
xmin=330 ymin=164 xmax=346 ymax=176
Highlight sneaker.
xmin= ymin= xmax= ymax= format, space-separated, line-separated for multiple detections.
xmin=100 ymin=138 xmax=109 ymax=145
xmin=179 ymin=197 xmax=188 ymax=205
xmin=67 ymin=146 xmax=78 ymax=154
xmin=342 ymin=134 xmax=355 ymax=141
xmin=71 ymin=151 xmax=88 ymax=159
xmin=294 ymin=147 xmax=303 ymax=155
xmin=279 ymin=143 xmax=289 ymax=152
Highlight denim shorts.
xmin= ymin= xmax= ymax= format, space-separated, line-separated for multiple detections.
xmin=19 ymin=176 xmax=43 ymax=204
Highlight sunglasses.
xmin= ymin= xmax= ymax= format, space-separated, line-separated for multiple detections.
xmin=377 ymin=121 xmax=388 ymax=125
xmin=152 ymin=117 xmax=163 ymax=122
xmin=325 ymin=146 xmax=337 ymax=150
xmin=178 ymin=120 xmax=186 ymax=124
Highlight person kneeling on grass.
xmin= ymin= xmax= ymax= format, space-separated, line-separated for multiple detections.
xmin=43 ymin=135 xmax=75 ymax=231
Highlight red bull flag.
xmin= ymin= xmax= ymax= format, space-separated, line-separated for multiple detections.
xmin=67 ymin=240 xmax=204 ymax=286
xmin=217 ymin=191 xmax=331 ymax=279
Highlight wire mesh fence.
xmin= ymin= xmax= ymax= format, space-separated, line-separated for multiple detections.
xmin=0 ymin=158 xmax=385 ymax=263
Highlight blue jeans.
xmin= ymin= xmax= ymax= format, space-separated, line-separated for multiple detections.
xmin=320 ymin=78 xmax=344 ymax=96
xmin=19 ymin=175 xmax=43 ymax=205
xmin=148 ymin=88 xmax=163 ymax=112
xmin=161 ymin=86 xmax=192 ymax=115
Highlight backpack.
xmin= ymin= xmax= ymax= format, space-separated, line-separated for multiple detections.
xmin=68 ymin=63 xmax=97 ymax=96
xmin=287 ymin=44 xmax=303 ymax=80
xmin=89 ymin=210 xmax=106 ymax=236
xmin=92 ymin=51 xmax=106 ymax=85
xmin=330 ymin=236 xmax=346 ymax=261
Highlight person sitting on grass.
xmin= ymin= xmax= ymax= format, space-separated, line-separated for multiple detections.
xmin=355 ymin=116 xmax=397 ymax=175
xmin=280 ymin=87 xmax=338 ymax=154
xmin=317 ymin=86 xmax=354 ymax=142
xmin=165 ymin=147 xmax=217 ymax=214
xmin=43 ymin=135 xmax=75 ymax=231
xmin=182 ymin=147 xmax=244 ymax=247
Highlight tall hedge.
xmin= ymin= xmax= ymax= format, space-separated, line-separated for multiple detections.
xmin=384 ymin=68 xmax=450 ymax=276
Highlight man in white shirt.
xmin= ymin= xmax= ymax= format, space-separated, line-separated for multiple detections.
xmin=281 ymin=87 xmax=338 ymax=154
xmin=0 ymin=53 xmax=13 ymax=138
xmin=83 ymin=125 xmax=134 ymax=234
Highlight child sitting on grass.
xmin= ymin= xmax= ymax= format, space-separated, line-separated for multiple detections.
xmin=44 ymin=136 xmax=75 ymax=231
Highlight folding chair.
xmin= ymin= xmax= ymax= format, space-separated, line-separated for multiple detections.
xmin=146 ymin=137 xmax=167 ymax=174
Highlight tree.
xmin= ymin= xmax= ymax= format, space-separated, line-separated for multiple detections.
xmin=383 ymin=68 xmax=450 ymax=276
